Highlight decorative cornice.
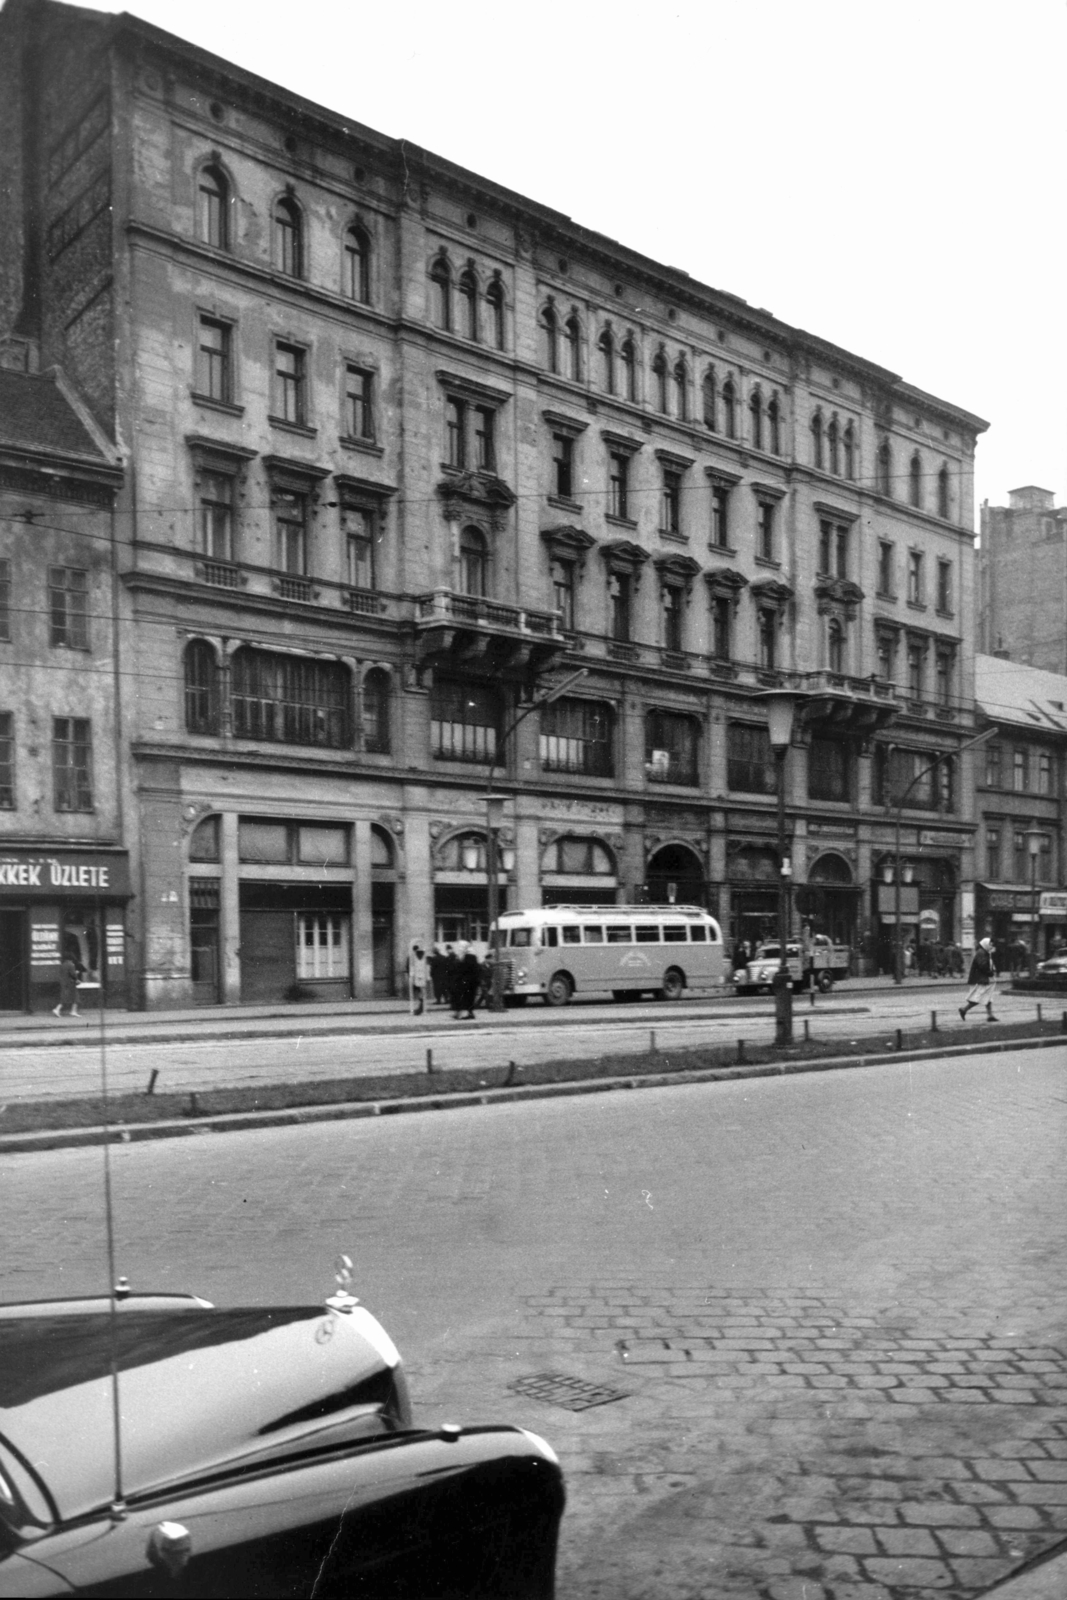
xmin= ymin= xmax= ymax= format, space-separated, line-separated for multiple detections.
xmin=541 ymin=524 xmax=596 ymax=566
xmin=601 ymin=429 xmax=643 ymax=455
xmin=600 ymin=539 xmax=650 ymax=573
xmin=435 ymin=368 xmax=513 ymax=405
xmin=262 ymin=453 xmax=330 ymax=482
xmin=655 ymin=447 xmax=696 ymax=471
xmin=750 ymin=577 xmax=794 ymax=606
xmin=436 ymin=471 xmax=517 ymax=513
xmin=704 ymin=568 xmax=749 ymax=596
xmin=333 ymin=472 xmax=398 ymax=499
xmin=185 ymin=433 xmax=258 ymax=463
xmin=653 ymin=553 xmax=701 ymax=591
xmin=542 ymin=409 xmax=589 ymax=435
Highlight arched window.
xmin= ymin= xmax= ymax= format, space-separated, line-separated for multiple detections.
xmin=598 ymin=328 xmax=615 ymax=394
xmin=430 ymin=255 xmax=452 ymax=330
xmin=344 ymin=225 xmax=370 ymax=302
xmin=878 ymin=439 xmax=892 ymax=497
xmin=273 ymin=196 xmax=303 ymax=277
xmin=910 ymin=452 xmax=922 ymax=508
xmin=459 ymin=526 xmax=488 ymax=596
xmin=362 ymin=667 xmax=391 ymax=754
xmin=370 ymin=824 xmax=394 ymax=868
xmin=827 ymin=414 xmax=839 ymax=475
xmin=811 ymin=409 xmax=824 ymax=471
xmin=842 ymin=421 xmax=855 ymax=480
xmin=722 ymin=378 xmax=736 ymax=439
xmin=767 ymin=393 xmax=780 ymax=455
xmin=827 ymin=618 xmax=845 ymax=675
xmin=458 ymin=267 xmax=478 ymax=341
xmin=702 ymin=368 xmax=716 ymax=430
xmin=198 ymin=164 xmax=229 ymax=250
xmin=486 ymin=277 xmax=506 ymax=350
xmin=541 ymin=303 xmax=559 ymax=372
xmin=184 ymin=640 xmax=219 ymax=735
xmin=749 ymin=388 xmax=763 ymax=451
xmin=652 ymin=348 xmax=669 ymax=413
xmin=938 ymin=462 xmax=950 ymax=520
xmin=620 ymin=335 xmax=637 ymax=401
xmin=564 ymin=314 xmax=582 ymax=381
xmin=189 ymin=814 xmax=220 ymax=862
xmin=673 ymin=358 xmax=688 ymax=421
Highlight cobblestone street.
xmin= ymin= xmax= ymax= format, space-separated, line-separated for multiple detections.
xmin=3 ymin=1043 xmax=1066 ymax=1597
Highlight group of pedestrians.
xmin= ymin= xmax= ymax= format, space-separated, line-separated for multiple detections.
xmin=406 ymin=941 xmax=488 ymax=1019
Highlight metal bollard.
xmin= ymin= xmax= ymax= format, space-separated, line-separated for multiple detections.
xmin=803 ymin=1019 xmax=810 ymax=1042
xmin=650 ymin=1029 xmax=657 ymax=1054
xmin=1037 ymin=1003 xmax=1043 ymax=1024
xmin=896 ymin=1028 xmax=903 ymax=1051
xmin=1062 ymin=1011 xmax=1067 ymax=1033
xmin=188 ymin=1091 xmax=200 ymax=1117
xmin=504 ymin=1059 xmax=516 ymax=1086
xmin=426 ymin=1048 xmax=434 ymax=1075
xmin=931 ymin=1010 xmax=938 ymax=1032
xmin=146 ymin=1069 xmax=159 ymax=1096
xmin=737 ymin=1039 xmax=745 ymax=1064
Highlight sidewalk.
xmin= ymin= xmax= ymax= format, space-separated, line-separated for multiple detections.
xmin=980 ymin=1538 xmax=1067 ymax=1597
xmin=0 ymin=973 xmax=952 ymax=1049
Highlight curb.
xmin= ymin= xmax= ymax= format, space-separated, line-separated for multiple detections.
xmin=1 ymin=1030 xmax=1063 ymax=1156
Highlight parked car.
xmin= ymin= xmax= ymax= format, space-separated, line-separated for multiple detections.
xmin=1035 ymin=954 xmax=1067 ymax=977
xmin=0 ymin=1275 xmax=564 ymax=1597
xmin=733 ymin=935 xmax=850 ymax=995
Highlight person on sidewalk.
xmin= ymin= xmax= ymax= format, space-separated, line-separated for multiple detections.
xmin=52 ymin=954 xmax=80 ymax=1018
xmin=959 ymin=937 xmax=998 ymax=1023
xmin=454 ymin=945 xmax=481 ymax=1020
xmin=407 ymin=943 xmax=429 ymax=1016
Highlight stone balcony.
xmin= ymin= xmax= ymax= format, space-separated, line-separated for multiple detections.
xmin=413 ymin=588 xmax=567 ymax=673
xmin=791 ymin=669 xmax=900 ymax=735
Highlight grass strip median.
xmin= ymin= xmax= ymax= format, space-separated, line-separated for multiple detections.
xmin=2 ymin=1014 xmax=1065 ymax=1136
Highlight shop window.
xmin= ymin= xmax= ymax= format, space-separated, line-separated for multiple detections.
xmin=53 ymin=717 xmax=93 ymax=811
xmin=297 ymin=913 xmax=350 ymax=979
xmin=239 ymin=819 xmax=291 ymax=862
xmin=0 ymin=711 xmax=12 ymax=807
xmin=808 ymin=736 xmax=852 ymax=802
xmin=231 ymin=648 xmax=352 ymax=748
xmin=189 ymin=814 xmax=220 ymax=861
xmin=540 ymin=698 xmax=614 ymax=777
xmin=542 ymin=836 xmax=615 ymax=875
xmin=362 ymin=667 xmax=391 ymax=754
xmin=49 ymin=567 xmax=89 ymax=649
xmin=645 ymin=710 xmax=699 ymax=786
xmin=727 ymin=722 xmax=774 ymax=794
xmin=298 ymin=824 xmax=349 ymax=865
xmin=430 ymin=676 xmax=501 ymax=762
xmin=184 ymin=640 xmax=220 ymax=735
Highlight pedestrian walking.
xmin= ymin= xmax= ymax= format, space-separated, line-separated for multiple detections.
xmin=52 ymin=954 xmax=80 ymax=1018
xmin=454 ymin=945 xmax=481 ymax=1019
xmin=959 ymin=937 xmax=998 ymax=1023
xmin=406 ymin=942 xmax=429 ymax=1016
xmin=428 ymin=945 xmax=447 ymax=1005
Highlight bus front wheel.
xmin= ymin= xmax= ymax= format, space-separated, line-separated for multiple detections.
xmin=545 ymin=972 xmax=573 ymax=1007
xmin=660 ymin=967 xmax=686 ymax=1001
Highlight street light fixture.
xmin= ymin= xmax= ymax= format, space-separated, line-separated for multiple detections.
xmin=760 ymin=690 xmax=805 ymax=1046
xmin=1025 ymin=824 xmax=1045 ymax=978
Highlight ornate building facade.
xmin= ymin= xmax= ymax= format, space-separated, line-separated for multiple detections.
xmin=0 ymin=0 xmax=989 ymax=1005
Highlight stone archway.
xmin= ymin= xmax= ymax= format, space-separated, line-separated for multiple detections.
xmin=645 ymin=843 xmax=706 ymax=908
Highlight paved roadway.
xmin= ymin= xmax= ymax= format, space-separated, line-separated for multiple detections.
xmin=4 ymin=1043 xmax=1067 ymax=1597
xmin=0 ymin=984 xmax=1057 ymax=1102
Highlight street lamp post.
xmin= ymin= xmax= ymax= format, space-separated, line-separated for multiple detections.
xmin=1025 ymin=824 xmax=1045 ymax=978
xmin=762 ymin=691 xmax=803 ymax=1047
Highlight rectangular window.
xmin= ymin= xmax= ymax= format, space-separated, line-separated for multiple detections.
xmin=985 ymin=742 xmax=1001 ymax=788
xmin=196 ymin=316 xmax=232 ymax=402
xmin=53 ymin=716 xmax=92 ymax=811
xmin=430 ymin=677 xmax=501 ymax=763
xmin=550 ymin=559 xmax=576 ymax=632
xmin=608 ymin=570 xmax=631 ymax=641
xmin=239 ymin=819 xmax=291 ymax=863
xmin=344 ymin=366 xmax=375 ymax=441
xmin=272 ymin=490 xmax=308 ymax=575
xmin=818 ymin=520 xmax=832 ymax=575
xmin=711 ymin=485 xmax=729 ymax=548
xmin=48 ymin=567 xmax=89 ymax=649
xmin=757 ymin=607 xmax=777 ymax=671
xmin=231 ymin=652 xmax=352 ymax=748
xmin=274 ymin=342 xmax=306 ymax=425
xmin=906 ymin=639 xmax=925 ymax=700
xmin=645 ymin=710 xmax=699 ymax=786
xmin=835 ymin=524 xmax=849 ymax=578
xmin=985 ymin=827 xmax=1000 ymax=881
xmin=473 ymin=406 xmax=495 ymax=472
xmin=0 ymin=711 xmax=12 ymax=807
xmin=907 ymin=550 xmax=924 ymax=605
xmin=808 ymin=736 xmax=851 ymax=802
xmin=935 ymin=647 xmax=954 ymax=707
xmin=661 ymin=469 xmax=682 ymax=536
xmin=343 ymin=504 xmax=377 ymax=591
xmin=1038 ymin=751 xmax=1054 ymax=795
xmin=296 ymin=913 xmax=350 ymax=981
xmin=1013 ymin=831 xmax=1027 ymax=881
xmin=937 ymin=559 xmax=952 ymax=613
xmin=758 ymin=501 xmax=775 ymax=562
xmin=663 ymin=585 xmax=684 ymax=652
xmin=875 ymin=630 xmax=896 ymax=682
xmin=1013 ymin=747 xmax=1029 ymax=792
xmin=1039 ymin=834 xmax=1053 ymax=882
xmin=872 ymin=745 xmax=947 ymax=811
xmin=609 ymin=453 xmax=630 ymax=520
xmin=878 ymin=541 xmax=894 ymax=596
xmin=540 ymin=697 xmax=613 ymax=777
xmin=552 ymin=433 xmax=574 ymax=500
xmin=711 ymin=594 xmax=732 ymax=661
xmin=0 ymin=558 xmax=10 ymax=641
xmin=727 ymin=722 xmax=774 ymax=794
xmin=198 ymin=471 xmax=234 ymax=560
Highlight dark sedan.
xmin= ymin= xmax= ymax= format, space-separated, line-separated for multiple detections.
xmin=0 ymin=1284 xmax=563 ymax=1597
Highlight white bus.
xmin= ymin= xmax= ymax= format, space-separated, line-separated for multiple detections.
xmin=494 ymin=905 xmax=726 ymax=1006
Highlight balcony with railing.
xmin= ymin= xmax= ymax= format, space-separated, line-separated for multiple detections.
xmin=129 ymin=542 xmax=403 ymax=623
xmin=414 ymin=588 xmax=566 ymax=672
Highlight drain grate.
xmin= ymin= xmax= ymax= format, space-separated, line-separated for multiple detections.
xmin=508 ymin=1372 xmax=629 ymax=1411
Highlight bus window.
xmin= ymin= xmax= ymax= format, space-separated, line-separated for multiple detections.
xmin=508 ymin=928 xmax=533 ymax=947
xmin=543 ymin=926 xmax=559 ymax=947
xmin=606 ymin=924 xmax=632 ymax=944
xmin=562 ymin=926 xmax=581 ymax=944
xmin=582 ymin=925 xmax=605 ymax=943
xmin=635 ymin=924 xmax=660 ymax=943
xmin=690 ymin=925 xmax=708 ymax=942
xmin=663 ymin=924 xmax=687 ymax=942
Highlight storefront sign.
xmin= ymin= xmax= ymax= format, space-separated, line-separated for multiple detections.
xmin=106 ymin=924 xmax=126 ymax=965
xmin=30 ymin=924 xmax=61 ymax=965
xmin=808 ymin=821 xmax=857 ymax=837
xmin=0 ymin=850 xmax=130 ymax=898
xmin=918 ymin=830 xmax=970 ymax=848
xmin=877 ymin=886 xmax=919 ymax=916
xmin=538 ymin=798 xmax=623 ymax=823
xmin=1039 ymin=891 xmax=1067 ymax=917
xmin=985 ymin=890 xmax=1032 ymax=911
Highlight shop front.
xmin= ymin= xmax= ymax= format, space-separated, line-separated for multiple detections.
xmin=976 ymin=884 xmax=1064 ymax=968
xmin=0 ymin=847 xmax=131 ymax=1012
xmin=726 ymin=841 xmax=781 ymax=956
xmin=796 ymin=852 xmax=860 ymax=949
xmin=876 ymin=852 xmax=958 ymax=974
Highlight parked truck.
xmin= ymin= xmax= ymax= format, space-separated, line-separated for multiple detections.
xmin=734 ymin=933 xmax=851 ymax=994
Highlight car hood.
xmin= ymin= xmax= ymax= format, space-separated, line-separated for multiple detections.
xmin=0 ymin=1305 xmax=406 ymax=1522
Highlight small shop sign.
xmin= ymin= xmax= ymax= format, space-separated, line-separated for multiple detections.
xmin=0 ymin=850 xmax=130 ymax=898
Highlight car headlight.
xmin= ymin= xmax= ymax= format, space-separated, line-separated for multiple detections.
xmin=516 ymin=968 xmax=527 ymax=983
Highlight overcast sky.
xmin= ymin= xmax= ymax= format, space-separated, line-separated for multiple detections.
xmin=92 ymin=0 xmax=1066 ymax=517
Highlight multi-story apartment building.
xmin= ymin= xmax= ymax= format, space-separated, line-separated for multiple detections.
xmin=974 ymin=653 xmax=1067 ymax=963
xmin=979 ymin=488 xmax=1067 ymax=675
xmin=0 ymin=0 xmax=989 ymax=1007
xmin=0 ymin=354 xmax=126 ymax=1011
